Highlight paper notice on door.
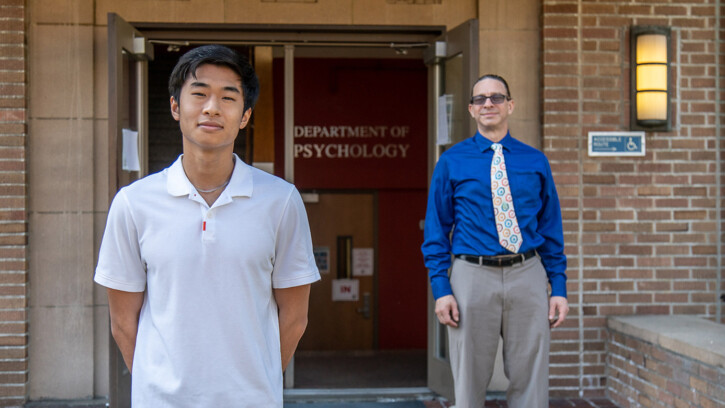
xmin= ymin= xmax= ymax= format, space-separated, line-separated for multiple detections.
xmin=122 ymin=128 xmax=141 ymax=171
xmin=332 ymin=279 xmax=359 ymax=301
xmin=352 ymin=248 xmax=374 ymax=276
xmin=437 ymin=94 xmax=452 ymax=145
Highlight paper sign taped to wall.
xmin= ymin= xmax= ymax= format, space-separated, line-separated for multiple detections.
xmin=122 ymin=128 xmax=141 ymax=171
xmin=313 ymin=246 xmax=330 ymax=274
xmin=332 ymin=279 xmax=359 ymax=301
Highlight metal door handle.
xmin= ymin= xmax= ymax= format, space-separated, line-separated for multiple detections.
xmin=356 ymin=292 xmax=371 ymax=319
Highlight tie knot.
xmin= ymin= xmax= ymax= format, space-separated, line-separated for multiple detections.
xmin=492 ymin=143 xmax=502 ymax=152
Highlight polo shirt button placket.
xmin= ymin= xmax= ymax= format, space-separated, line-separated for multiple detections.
xmin=202 ymin=209 xmax=215 ymax=242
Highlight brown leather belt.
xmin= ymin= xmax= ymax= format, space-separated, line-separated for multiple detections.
xmin=456 ymin=250 xmax=536 ymax=267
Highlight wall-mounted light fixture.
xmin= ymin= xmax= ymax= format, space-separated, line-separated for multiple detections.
xmin=630 ymin=26 xmax=671 ymax=131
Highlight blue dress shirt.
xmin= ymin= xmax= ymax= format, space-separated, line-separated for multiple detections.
xmin=422 ymin=132 xmax=567 ymax=300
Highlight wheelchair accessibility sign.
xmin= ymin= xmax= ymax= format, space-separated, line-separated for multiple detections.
xmin=588 ymin=132 xmax=645 ymax=157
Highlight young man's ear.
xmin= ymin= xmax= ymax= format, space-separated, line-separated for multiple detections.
xmin=239 ymin=108 xmax=252 ymax=130
xmin=170 ymin=96 xmax=180 ymax=121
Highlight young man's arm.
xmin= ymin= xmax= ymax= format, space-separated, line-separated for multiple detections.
xmin=107 ymin=288 xmax=145 ymax=373
xmin=274 ymin=284 xmax=311 ymax=371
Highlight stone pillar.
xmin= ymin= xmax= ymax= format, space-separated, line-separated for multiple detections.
xmin=26 ymin=0 xmax=97 ymax=401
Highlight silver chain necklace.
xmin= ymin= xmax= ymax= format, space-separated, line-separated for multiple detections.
xmin=194 ymin=179 xmax=230 ymax=194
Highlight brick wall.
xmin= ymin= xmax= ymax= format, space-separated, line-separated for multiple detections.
xmin=0 ymin=0 xmax=26 ymax=406
xmin=607 ymin=329 xmax=725 ymax=408
xmin=716 ymin=1 xmax=725 ymax=332
xmin=542 ymin=0 xmax=722 ymax=398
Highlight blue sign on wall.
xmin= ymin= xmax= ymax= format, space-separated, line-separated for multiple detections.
xmin=588 ymin=132 xmax=645 ymax=157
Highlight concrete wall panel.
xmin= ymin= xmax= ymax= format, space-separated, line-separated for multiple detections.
xmin=28 ymin=119 xmax=94 ymax=213
xmin=93 ymin=27 xmax=108 ymax=121
xmin=28 ymin=212 xmax=94 ymax=308
xmin=93 ymin=304 xmax=109 ymax=397
xmin=95 ymin=0 xmax=225 ymax=25
xmin=29 ymin=0 xmax=94 ymax=24
xmin=224 ymin=0 xmax=353 ymax=25
xmin=479 ymin=3 xmax=541 ymax=148
xmin=351 ymin=0 xmax=476 ymax=28
xmin=28 ymin=24 xmax=94 ymax=119
xmin=479 ymin=0 xmax=538 ymax=30
xmin=29 ymin=305 xmax=94 ymax=400
xmin=93 ymin=119 xmax=109 ymax=215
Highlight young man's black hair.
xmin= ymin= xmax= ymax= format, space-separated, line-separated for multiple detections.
xmin=168 ymin=44 xmax=260 ymax=113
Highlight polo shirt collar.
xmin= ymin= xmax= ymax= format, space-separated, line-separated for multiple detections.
xmin=474 ymin=131 xmax=513 ymax=152
xmin=226 ymin=154 xmax=253 ymax=198
xmin=166 ymin=154 xmax=253 ymax=199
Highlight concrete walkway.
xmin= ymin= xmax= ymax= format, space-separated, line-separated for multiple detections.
xmin=24 ymin=396 xmax=620 ymax=407
xmin=285 ymin=398 xmax=620 ymax=407
xmin=286 ymin=402 xmax=425 ymax=408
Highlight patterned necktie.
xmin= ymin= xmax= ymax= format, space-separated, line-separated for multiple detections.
xmin=490 ymin=143 xmax=523 ymax=253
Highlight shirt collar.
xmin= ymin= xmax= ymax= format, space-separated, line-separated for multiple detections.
xmin=166 ymin=154 xmax=253 ymax=199
xmin=474 ymin=131 xmax=513 ymax=152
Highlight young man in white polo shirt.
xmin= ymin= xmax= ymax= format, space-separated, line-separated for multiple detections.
xmin=94 ymin=45 xmax=320 ymax=407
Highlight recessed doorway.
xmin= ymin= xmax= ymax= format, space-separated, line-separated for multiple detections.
xmin=145 ymin=41 xmax=430 ymax=390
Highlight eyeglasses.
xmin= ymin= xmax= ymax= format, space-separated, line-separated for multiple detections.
xmin=470 ymin=94 xmax=510 ymax=105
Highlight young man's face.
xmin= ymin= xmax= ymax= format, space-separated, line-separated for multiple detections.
xmin=170 ymin=64 xmax=251 ymax=153
xmin=468 ymin=78 xmax=515 ymax=134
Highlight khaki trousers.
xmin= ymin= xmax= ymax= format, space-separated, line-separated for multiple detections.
xmin=448 ymin=256 xmax=550 ymax=408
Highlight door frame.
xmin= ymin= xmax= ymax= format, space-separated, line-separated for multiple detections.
xmin=107 ymin=13 xmax=155 ymax=408
xmin=133 ymin=22 xmax=445 ymax=188
xmin=424 ymin=19 xmax=480 ymax=401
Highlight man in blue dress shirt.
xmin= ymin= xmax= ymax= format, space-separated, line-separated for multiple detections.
xmin=422 ymin=74 xmax=569 ymax=408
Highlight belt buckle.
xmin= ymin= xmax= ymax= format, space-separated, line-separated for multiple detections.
xmin=519 ymin=253 xmax=525 ymax=264
xmin=477 ymin=256 xmax=483 ymax=267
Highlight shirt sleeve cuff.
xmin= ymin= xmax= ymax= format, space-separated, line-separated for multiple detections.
xmin=549 ymin=275 xmax=567 ymax=298
xmin=430 ymin=274 xmax=453 ymax=300
xmin=94 ymin=272 xmax=146 ymax=293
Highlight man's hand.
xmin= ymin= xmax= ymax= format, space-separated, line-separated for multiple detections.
xmin=435 ymin=294 xmax=460 ymax=328
xmin=549 ymin=296 xmax=569 ymax=328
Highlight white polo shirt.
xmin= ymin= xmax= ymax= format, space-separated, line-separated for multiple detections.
xmin=95 ymin=154 xmax=320 ymax=408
